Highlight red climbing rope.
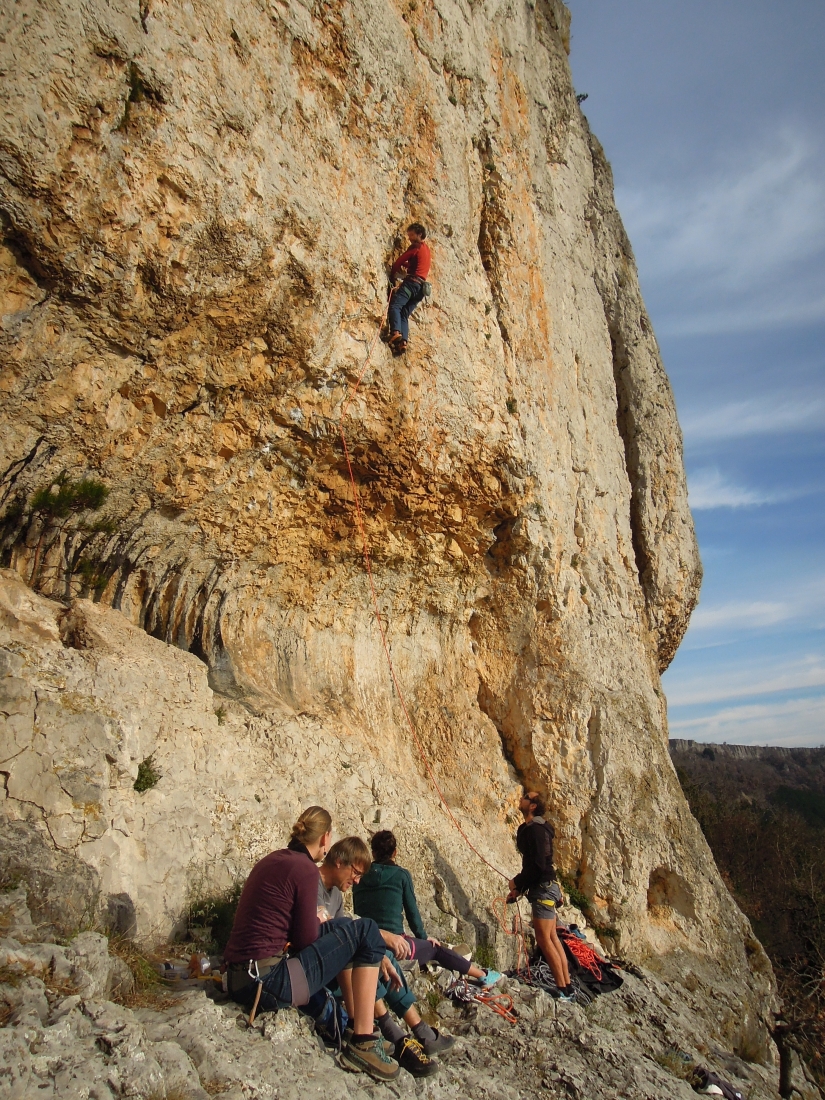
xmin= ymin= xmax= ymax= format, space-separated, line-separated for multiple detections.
xmin=445 ymin=977 xmax=519 ymax=1025
xmin=559 ymin=930 xmax=603 ymax=980
xmin=475 ymin=989 xmax=519 ymax=1025
xmin=338 ymin=295 xmax=508 ymax=883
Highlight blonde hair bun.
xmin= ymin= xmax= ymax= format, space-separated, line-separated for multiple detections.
xmin=290 ymin=805 xmax=332 ymax=846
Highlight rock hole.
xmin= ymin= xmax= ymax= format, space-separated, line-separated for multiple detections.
xmin=647 ymin=866 xmax=696 ymax=921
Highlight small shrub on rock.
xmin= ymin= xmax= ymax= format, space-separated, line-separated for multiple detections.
xmin=187 ymin=882 xmax=244 ymax=953
xmin=134 ymin=755 xmax=161 ymax=793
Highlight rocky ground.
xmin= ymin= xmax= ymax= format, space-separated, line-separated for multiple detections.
xmin=1 ymin=889 xmax=820 ymax=1100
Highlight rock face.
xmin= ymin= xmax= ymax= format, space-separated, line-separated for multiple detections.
xmin=0 ymin=0 xmax=775 ymax=1075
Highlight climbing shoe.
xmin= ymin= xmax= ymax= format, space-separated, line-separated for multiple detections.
xmin=475 ymin=969 xmax=503 ymax=988
xmin=420 ymin=1028 xmax=455 ymax=1056
xmin=387 ymin=330 xmax=404 ymax=346
xmin=394 ymin=1036 xmax=439 ymax=1078
xmin=340 ymin=1035 xmax=400 ymax=1081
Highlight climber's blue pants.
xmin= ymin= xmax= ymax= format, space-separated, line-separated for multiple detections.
xmin=388 ymin=279 xmax=425 ymax=342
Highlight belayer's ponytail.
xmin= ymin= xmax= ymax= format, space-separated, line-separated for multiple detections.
xmin=291 ymin=806 xmax=332 ymax=846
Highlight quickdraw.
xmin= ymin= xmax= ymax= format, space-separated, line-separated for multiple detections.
xmin=445 ymin=978 xmax=518 ymax=1026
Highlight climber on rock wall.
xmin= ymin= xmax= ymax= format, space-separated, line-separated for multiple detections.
xmin=507 ymin=790 xmax=575 ymax=1000
xmin=386 ymin=223 xmax=431 ymax=356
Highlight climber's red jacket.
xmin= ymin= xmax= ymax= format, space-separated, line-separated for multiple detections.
xmin=390 ymin=240 xmax=431 ymax=281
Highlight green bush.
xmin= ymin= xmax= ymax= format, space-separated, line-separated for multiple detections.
xmin=188 ymin=882 xmax=244 ymax=952
xmin=473 ymin=942 xmax=497 ymax=970
xmin=557 ymin=871 xmax=590 ymax=912
xmin=32 ymin=475 xmax=108 ymax=519
xmin=134 ymin=755 xmax=161 ymax=793
xmin=770 ymin=786 xmax=825 ymax=827
xmin=75 ymin=557 xmax=109 ymax=592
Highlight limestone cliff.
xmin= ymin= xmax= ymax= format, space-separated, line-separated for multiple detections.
xmin=0 ymin=0 xmax=774 ymax=1070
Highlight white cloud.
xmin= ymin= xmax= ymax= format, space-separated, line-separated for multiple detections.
xmin=681 ymin=396 xmax=825 ymax=444
xmin=688 ymin=599 xmax=795 ymax=632
xmin=687 ymin=468 xmax=777 ymax=510
xmin=669 ymin=694 xmax=825 ymax=747
xmin=617 ymin=125 xmax=825 ymax=334
xmin=683 ymin=571 xmax=825 ymax=639
xmin=665 ymin=654 xmax=825 ymax=707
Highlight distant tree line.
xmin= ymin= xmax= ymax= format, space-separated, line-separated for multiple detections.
xmin=673 ymin=748 xmax=825 ymax=1090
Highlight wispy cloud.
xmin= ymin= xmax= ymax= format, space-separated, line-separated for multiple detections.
xmin=669 ymin=693 xmax=825 ymax=747
xmin=690 ymin=599 xmax=797 ymax=633
xmin=665 ymin=654 xmax=825 ymax=707
xmin=687 ymin=574 xmax=825 ymax=636
xmin=618 ymin=125 xmax=825 ymax=335
xmin=688 ymin=468 xmax=778 ymax=510
xmin=681 ymin=395 xmax=825 ymax=444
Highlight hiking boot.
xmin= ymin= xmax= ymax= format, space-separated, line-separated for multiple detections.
xmin=420 ymin=1028 xmax=455 ymax=1056
xmin=475 ymin=969 xmax=503 ymax=988
xmin=394 ymin=1036 xmax=439 ymax=1078
xmin=342 ymin=1028 xmax=394 ymax=1056
xmin=340 ymin=1036 xmax=400 ymax=1081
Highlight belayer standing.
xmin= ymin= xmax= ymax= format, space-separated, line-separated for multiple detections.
xmin=386 ymin=223 xmax=430 ymax=356
xmin=507 ymin=790 xmax=575 ymax=1001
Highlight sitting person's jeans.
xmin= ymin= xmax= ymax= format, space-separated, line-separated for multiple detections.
xmin=388 ymin=279 xmax=425 ymax=342
xmin=228 ymin=917 xmax=385 ymax=1015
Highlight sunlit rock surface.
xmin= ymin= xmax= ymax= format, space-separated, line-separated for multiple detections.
xmin=0 ymin=0 xmax=784 ymax=1077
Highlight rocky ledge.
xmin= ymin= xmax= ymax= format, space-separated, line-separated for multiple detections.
xmin=0 ymin=887 xmax=819 ymax=1100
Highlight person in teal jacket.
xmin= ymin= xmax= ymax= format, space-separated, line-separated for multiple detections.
xmin=353 ymin=830 xmax=502 ymax=1052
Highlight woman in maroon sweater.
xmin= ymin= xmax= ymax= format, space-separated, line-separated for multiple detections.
xmin=224 ymin=806 xmax=398 ymax=1081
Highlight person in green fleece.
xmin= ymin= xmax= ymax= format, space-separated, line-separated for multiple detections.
xmin=352 ymin=829 xmax=502 ymax=1054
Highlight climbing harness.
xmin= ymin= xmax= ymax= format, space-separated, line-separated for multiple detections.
xmin=445 ymin=976 xmax=519 ymax=1025
xmin=338 ymin=296 xmax=508 ymax=884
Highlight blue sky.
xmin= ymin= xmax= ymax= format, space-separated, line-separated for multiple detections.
xmin=567 ymin=0 xmax=825 ymax=746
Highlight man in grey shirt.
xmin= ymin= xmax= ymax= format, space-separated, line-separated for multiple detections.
xmin=317 ymin=846 xmax=352 ymax=920
xmin=316 ymin=837 xmax=439 ymax=1078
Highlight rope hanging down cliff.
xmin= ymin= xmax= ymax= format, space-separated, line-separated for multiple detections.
xmin=338 ymin=292 xmax=508 ymax=884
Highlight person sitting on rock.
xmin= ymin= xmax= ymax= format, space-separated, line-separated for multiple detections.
xmin=506 ymin=789 xmax=574 ymax=1000
xmin=386 ymin=223 xmax=430 ymax=355
xmin=223 ymin=806 xmax=400 ymax=1082
xmin=353 ymin=829 xmax=501 ymax=1053
xmin=317 ymin=836 xmax=439 ymax=1079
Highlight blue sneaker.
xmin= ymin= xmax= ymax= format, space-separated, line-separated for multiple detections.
xmin=477 ymin=969 xmax=503 ymax=988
